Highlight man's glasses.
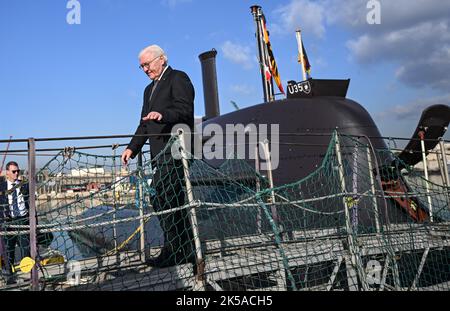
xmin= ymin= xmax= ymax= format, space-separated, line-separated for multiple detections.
xmin=139 ymin=54 xmax=162 ymax=70
xmin=11 ymin=170 xmax=20 ymax=174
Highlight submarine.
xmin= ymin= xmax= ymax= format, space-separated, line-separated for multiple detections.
xmin=191 ymin=6 xmax=450 ymax=233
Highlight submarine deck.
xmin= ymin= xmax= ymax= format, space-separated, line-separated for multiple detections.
xmin=4 ymin=221 xmax=450 ymax=291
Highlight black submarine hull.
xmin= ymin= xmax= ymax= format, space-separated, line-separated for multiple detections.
xmin=196 ymin=97 xmax=420 ymax=233
xmin=201 ymin=96 xmax=386 ymax=185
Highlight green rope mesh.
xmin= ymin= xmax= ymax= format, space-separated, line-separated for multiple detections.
xmin=1 ymin=132 xmax=449 ymax=291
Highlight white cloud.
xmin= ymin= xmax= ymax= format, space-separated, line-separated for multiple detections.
xmin=273 ymin=0 xmax=450 ymax=38
xmin=327 ymin=0 xmax=450 ymax=32
xmin=272 ymin=0 xmax=326 ymax=38
xmin=323 ymin=0 xmax=367 ymax=28
xmin=346 ymin=18 xmax=450 ymax=91
xmin=221 ymin=41 xmax=254 ymax=69
xmin=377 ymin=94 xmax=450 ymax=120
xmin=347 ymin=20 xmax=450 ymax=63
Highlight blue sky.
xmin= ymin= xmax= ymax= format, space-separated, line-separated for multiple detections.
xmin=1 ymin=0 xmax=449 ymax=158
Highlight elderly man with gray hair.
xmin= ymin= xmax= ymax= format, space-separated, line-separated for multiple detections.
xmin=121 ymin=45 xmax=195 ymax=269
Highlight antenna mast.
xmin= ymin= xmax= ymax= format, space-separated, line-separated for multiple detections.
xmin=251 ymin=5 xmax=274 ymax=103
xmin=295 ymin=29 xmax=307 ymax=81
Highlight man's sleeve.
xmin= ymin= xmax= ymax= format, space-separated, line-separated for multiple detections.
xmin=161 ymin=71 xmax=194 ymax=124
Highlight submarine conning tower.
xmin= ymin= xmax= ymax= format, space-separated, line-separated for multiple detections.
xmin=196 ymin=51 xmax=387 ymax=186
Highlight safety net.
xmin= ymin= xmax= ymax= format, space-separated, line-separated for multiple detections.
xmin=1 ymin=132 xmax=449 ymax=291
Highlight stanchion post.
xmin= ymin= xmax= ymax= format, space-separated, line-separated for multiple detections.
xmin=111 ymin=144 xmax=119 ymax=262
xmin=261 ymin=140 xmax=282 ymax=235
xmin=418 ymin=131 xmax=433 ymax=222
xmin=137 ymin=152 xmax=146 ymax=262
xmin=178 ymin=128 xmax=205 ymax=290
xmin=335 ymin=134 xmax=353 ymax=243
xmin=254 ymin=144 xmax=262 ymax=234
xmin=334 ymin=133 xmax=369 ymax=290
xmin=28 ymin=138 xmax=39 ymax=291
xmin=367 ymin=146 xmax=381 ymax=233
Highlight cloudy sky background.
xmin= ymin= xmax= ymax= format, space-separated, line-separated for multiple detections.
xmin=1 ymin=0 xmax=449 ymax=165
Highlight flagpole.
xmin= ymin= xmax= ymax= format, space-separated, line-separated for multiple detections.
xmin=295 ymin=29 xmax=307 ymax=81
xmin=251 ymin=5 xmax=271 ymax=103
xmin=260 ymin=19 xmax=275 ymax=101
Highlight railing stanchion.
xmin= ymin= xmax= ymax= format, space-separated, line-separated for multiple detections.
xmin=138 ymin=152 xmax=146 ymax=262
xmin=367 ymin=146 xmax=381 ymax=233
xmin=111 ymin=144 xmax=119 ymax=263
xmin=335 ymin=132 xmax=369 ymax=290
xmin=178 ymin=128 xmax=205 ymax=291
xmin=419 ymin=131 xmax=433 ymax=222
xmin=28 ymin=138 xmax=39 ymax=291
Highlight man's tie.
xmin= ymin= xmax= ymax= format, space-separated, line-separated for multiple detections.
xmin=11 ymin=184 xmax=20 ymax=218
xmin=149 ymin=80 xmax=159 ymax=102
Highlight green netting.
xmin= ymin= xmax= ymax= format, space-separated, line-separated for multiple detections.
xmin=1 ymin=132 xmax=449 ymax=291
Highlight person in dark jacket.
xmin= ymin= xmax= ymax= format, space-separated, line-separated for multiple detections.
xmin=121 ymin=45 xmax=195 ymax=268
xmin=0 ymin=161 xmax=30 ymax=284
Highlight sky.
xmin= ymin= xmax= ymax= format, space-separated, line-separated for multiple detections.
xmin=1 ymin=0 xmax=450 ymax=167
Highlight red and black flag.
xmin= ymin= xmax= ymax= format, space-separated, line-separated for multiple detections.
xmin=260 ymin=14 xmax=285 ymax=94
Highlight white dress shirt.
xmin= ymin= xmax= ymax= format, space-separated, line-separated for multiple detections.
xmin=156 ymin=64 xmax=169 ymax=82
xmin=7 ymin=180 xmax=28 ymax=218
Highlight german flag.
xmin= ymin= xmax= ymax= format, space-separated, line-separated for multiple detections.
xmin=298 ymin=39 xmax=311 ymax=79
xmin=261 ymin=14 xmax=285 ymax=94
